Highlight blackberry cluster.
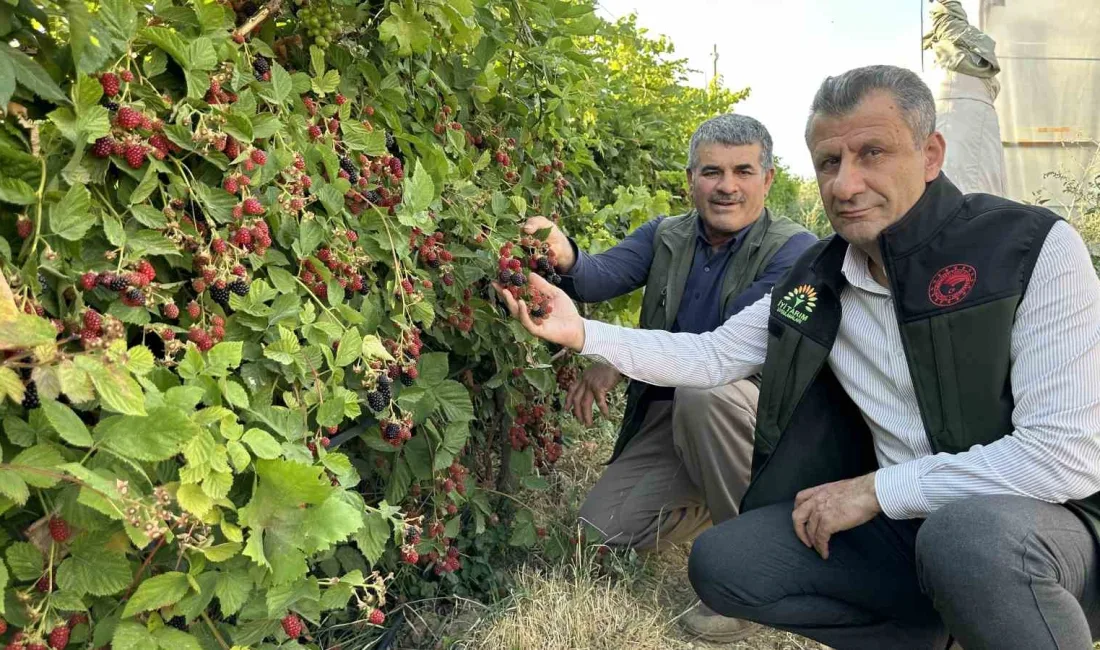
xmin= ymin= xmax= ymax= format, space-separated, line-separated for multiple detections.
xmin=210 ymin=281 xmax=231 ymax=306
xmin=108 ymin=275 xmax=130 ymax=291
xmin=228 ymin=279 xmax=250 ymax=296
xmin=252 ymin=56 xmax=270 ymax=81
xmin=367 ymin=390 xmax=388 ymax=412
xmin=22 ymin=381 xmax=40 ymax=410
xmin=382 ymin=421 xmax=401 ymax=442
xmin=339 ymin=156 xmax=359 ymax=184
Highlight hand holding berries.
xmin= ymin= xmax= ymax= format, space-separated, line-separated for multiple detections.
xmin=522 ymin=215 xmax=575 ymax=272
xmin=493 ymin=272 xmax=585 ymax=352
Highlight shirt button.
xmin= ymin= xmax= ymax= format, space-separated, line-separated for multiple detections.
xmin=704 ymin=266 xmax=710 ymax=272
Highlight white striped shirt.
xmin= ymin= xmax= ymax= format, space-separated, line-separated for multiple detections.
xmin=581 ymin=220 xmax=1100 ymax=519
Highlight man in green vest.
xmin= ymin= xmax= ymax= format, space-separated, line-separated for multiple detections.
xmin=496 ymin=65 xmax=1100 ymax=649
xmin=520 ymin=114 xmax=816 ymax=642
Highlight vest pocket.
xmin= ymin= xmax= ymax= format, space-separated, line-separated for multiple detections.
xmin=929 ymin=317 xmax=967 ymax=450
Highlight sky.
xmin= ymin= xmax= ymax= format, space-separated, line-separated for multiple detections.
xmin=596 ymin=0 xmax=982 ymax=178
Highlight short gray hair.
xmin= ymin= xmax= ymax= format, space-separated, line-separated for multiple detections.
xmin=687 ymin=114 xmax=774 ymax=172
xmin=804 ymin=65 xmax=936 ymax=146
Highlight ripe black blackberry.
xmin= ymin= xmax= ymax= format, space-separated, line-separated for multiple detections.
xmin=400 ymin=371 xmax=416 ymax=387
xmin=365 ymin=190 xmax=382 ymax=204
xmin=510 ymin=273 xmax=527 ymax=287
xmin=105 ymin=100 xmax=119 ymax=112
xmin=529 ymin=305 xmax=544 ymax=318
xmin=108 ymin=275 xmax=130 ymax=291
xmin=210 ymin=281 xmax=230 ymax=305
xmin=252 ymin=56 xmax=270 ymax=81
xmin=367 ymin=390 xmax=387 ymax=412
xmin=167 ymin=617 xmax=188 ymax=631
xmin=549 ymin=273 xmax=561 ymax=285
xmin=228 ymin=279 xmax=250 ymax=296
xmin=125 ymin=287 xmax=145 ymax=305
xmin=339 ymin=156 xmax=356 ymax=174
xmin=383 ymin=422 xmax=401 ymax=442
xmin=385 ymin=131 xmax=396 ymax=151
xmin=427 ymin=256 xmax=441 ymax=269
xmin=22 ymin=381 xmax=40 ymax=410
xmin=536 ymin=257 xmax=551 ymax=274
xmin=498 ymin=269 xmax=512 ymax=285
xmin=377 ymin=375 xmax=392 ymax=401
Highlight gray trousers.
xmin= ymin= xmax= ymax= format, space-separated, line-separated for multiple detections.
xmin=689 ymin=495 xmax=1100 ymax=650
xmin=578 ymin=381 xmax=759 ymax=549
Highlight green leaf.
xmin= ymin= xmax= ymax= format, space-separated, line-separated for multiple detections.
xmin=76 ymin=357 xmax=146 ymax=416
xmin=262 ymin=62 xmax=292 ymax=105
xmin=208 ymin=342 xmax=243 ymax=375
xmin=49 ymin=184 xmax=93 ymax=241
xmin=334 ymin=328 xmax=360 ymax=367
xmin=102 ymin=212 xmax=125 ymax=246
xmin=410 ymin=299 xmax=435 ymax=328
xmin=129 ymin=205 xmax=167 ymax=229
xmin=203 ymin=470 xmax=232 ymax=499
xmin=379 ymin=4 xmax=433 ymax=56
xmin=11 ymin=445 xmax=62 ymax=487
xmin=222 ymin=111 xmax=253 ymax=143
xmin=112 ymin=622 xmax=155 ymax=650
xmin=226 ymin=440 xmax=250 ymax=472
xmin=0 ymin=177 xmax=35 ymax=205
xmin=40 ymin=399 xmax=93 ymax=447
xmin=153 ymin=627 xmax=203 ymax=650
xmin=0 ymin=52 xmax=14 ymax=111
xmin=309 ymin=45 xmax=325 ymax=78
xmin=138 ymin=26 xmax=188 ymax=67
xmin=356 ymin=511 xmax=390 ymax=565
xmin=201 ymin=543 xmax=241 ymax=563
xmin=194 ymin=0 xmax=231 ymax=34
xmin=0 ymin=471 xmax=29 ymax=505
xmin=66 ymin=0 xmax=110 ymax=73
xmin=178 ymin=480 xmax=213 ymax=519
xmin=186 ymin=38 xmax=217 ymax=70
xmin=316 ymin=396 xmax=344 ymax=428
xmin=98 ymin=407 xmax=200 ymax=461
xmin=417 ymin=352 xmax=448 ymax=386
xmin=58 ymin=360 xmax=94 ymax=404
xmin=430 ymin=380 xmax=474 ymax=422
xmin=5 ymin=47 xmax=68 ymax=103
xmin=0 ymin=367 xmax=23 ymax=404
xmin=125 ymin=346 xmax=155 ymax=376
xmin=263 ymin=326 xmax=300 ymax=365
xmin=242 ymin=428 xmax=281 ymax=459
xmin=302 ymin=492 xmax=363 ymax=551
xmin=122 ymin=572 xmax=190 ymax=617
xmin=223 ymin=380 xmax=249 ymax=409
xmin=214 ymin=569 xmax=252 ymax=617
xmin=100 ymin=0 xmax=138 ymax=44
xmin=3 ymin=416 xmax=36 ymax=447
xmin=192 ymin=183 xmax=237 ymax=224
xmin=0 ymin=557 xmax=7 ymax=614
xmin=360 ymin=335 xmax=394 ymax=362
xmin=311 ymin=69 xmax=340 ymax=96
xmin=0 ymin=313 xmax=56 ymax=351
xmin=128 ymin=165 xmax=159 ymax=206
xmin=56 ymin=536 xmax=130 ymax=596
xmin=317 ymin=184 xmax=344 ymax=218
xmin=402 ymin=159 xmax=434 ymax=214
xmin=6 ymin=542 xmax=42 ymax=580
xmin=340 ymin=121 xmax=387 ymax=155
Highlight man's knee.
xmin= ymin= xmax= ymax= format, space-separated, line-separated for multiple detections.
xmin=688 ymin=516 xmax=774 ymax=614
xmin=673 ymin=383 xmax=758 ymax=438
xmin=915 ymin=496 xmax=1031 ymax=597
xmin=577 ymin=492 xmax=663 ymax=547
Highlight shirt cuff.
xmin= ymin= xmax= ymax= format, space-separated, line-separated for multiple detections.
xmin=579 ymin=319 xmax=619 ymax=365
xmin=874 ymin=461 xmax=934 ymax=520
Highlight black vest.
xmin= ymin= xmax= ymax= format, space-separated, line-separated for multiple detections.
xmin=740 ymin=174 xmax=1100 ymax=541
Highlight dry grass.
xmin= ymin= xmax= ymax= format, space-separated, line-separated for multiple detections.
xmin=401 ymin=414 xmax=829 ymax=650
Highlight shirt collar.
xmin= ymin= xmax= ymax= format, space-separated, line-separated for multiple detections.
xmin=694 ymin=209 xmax=761 ymax=253
xmin=841 ymin=244 xmax=892 ymax=296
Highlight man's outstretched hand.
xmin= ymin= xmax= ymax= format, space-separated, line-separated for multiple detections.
xmin=493 ymin=272 xmax=586 ymax=351
xmin=522 ymin=216 xmax=576 ymax=272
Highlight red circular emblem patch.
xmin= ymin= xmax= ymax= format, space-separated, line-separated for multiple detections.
xmin=928 ymin=264 xmax=977 ymax=307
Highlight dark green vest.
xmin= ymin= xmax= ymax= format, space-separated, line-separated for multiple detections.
xmin=741 ymin=174 xmax=1100 ymax=540
xmin=609 ymin=209 xmax=810 ymax=463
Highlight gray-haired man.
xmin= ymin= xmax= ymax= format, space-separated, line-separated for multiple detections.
xmin=522 ymin=114 xmax=817 ymax=641
xmin=499 ymin=65 xmax=1100 ymax=649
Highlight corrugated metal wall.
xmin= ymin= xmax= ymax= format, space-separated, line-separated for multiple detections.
xmin=980 ymin=0 xmax=1100 ymax=211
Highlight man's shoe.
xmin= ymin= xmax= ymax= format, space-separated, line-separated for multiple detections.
xmin=680 ymin=601 xmax=759 ymax=643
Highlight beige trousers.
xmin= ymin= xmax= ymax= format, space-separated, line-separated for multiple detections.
xmin=578 ymin=381 xmax=759 ymax=550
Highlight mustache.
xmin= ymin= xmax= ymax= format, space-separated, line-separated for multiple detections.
xmin=709 ymin=193 xmax=745 ymax=203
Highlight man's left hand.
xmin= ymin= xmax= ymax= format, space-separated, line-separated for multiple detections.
xmin=792 ymin=473 xmax=881 ymax=560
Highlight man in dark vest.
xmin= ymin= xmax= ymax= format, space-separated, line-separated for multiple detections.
xmin=495 ymin=65 xmax=1100 ymax=649
xmin=520 ymin=114 xmax=817 ymax=641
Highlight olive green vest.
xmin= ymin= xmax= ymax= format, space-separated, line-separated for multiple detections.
xmin=740 ymin=175 xmax=1100 ymax=541
xmin=609 ymin=209 xmax=810 ymax=463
